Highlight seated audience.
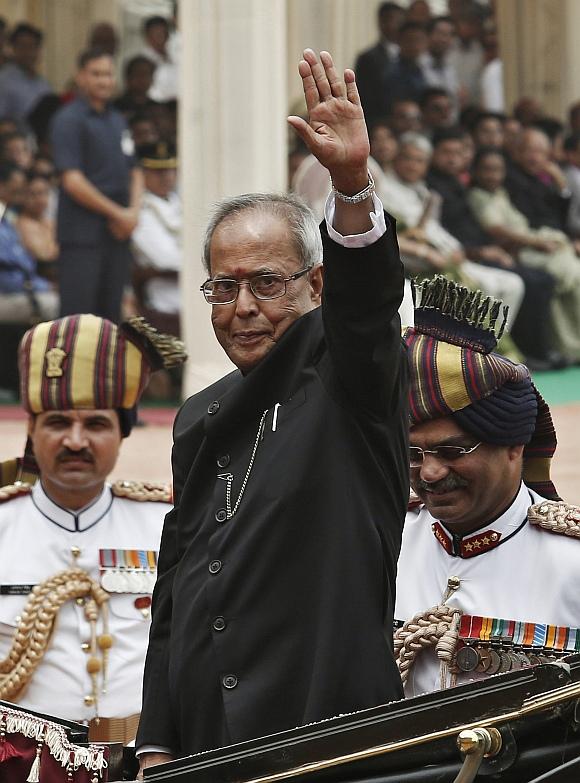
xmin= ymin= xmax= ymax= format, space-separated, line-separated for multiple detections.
xmin=0 ymin=129 xmax=33 ymax=170
xmin=388 ymin=98 xmax=422 ymax=136
xmin=379 ymin=132 xmax=524 ymax=331
xmin=383 ymin=22 xmax=429 ymax=111
xmin=469 ymin=146 xmax=580 ymax=363
xmin=129 ymin=112 xmax=161 ymax=146
xmin=16 ymin=171 xmax=59 ymax=281
xmin=396 ymin=276 xmax=576 ymax=696
xmin=140 ymin=15 xmax=177 ymax=102
xmin=471 ymin=111 xmax=505 ymax=149
xmin=479 ymin=17 xmax=504 ymax=112
xmin=421 ymin=16 xmax=459 ymax=107
xmin=563 ymin=132 xmax=580 ymax=238
xmin=427 ymin=128 xmax=558 ymax=368
xmin=533 ymin=117 xmax=566 ymax=165
xmin=0 ymin=162 xmax=58 ymax=322
xmin=419 ymin=87 xmax=454 ymax=136
xmin=114 ymin=55 xmax=157 ymax=120
xmin=505 ymin=127 xmax=572 ymax=235
xmin=0 ymin=23 xmax=52 ymax=122
xmin=448 ymin=3 xmax=484 ymax=106
xmin=87 ymin=21 xmax=119 ymax=57
xmin=369 ymin=119 xmax=399 ymax=174
xmin=355 ymin=2 xmax=405 ymax=127
xmin=131 ymin=142 xmax=180 ymax=334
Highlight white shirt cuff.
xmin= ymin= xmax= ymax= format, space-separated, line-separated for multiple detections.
xmin=324 ymin=192 xmax=387 ymax=248
xmin=135 ymin=745 xmax=174 ymax=757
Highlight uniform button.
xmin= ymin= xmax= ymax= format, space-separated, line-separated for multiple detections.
xmin=215 ymin=508 xmax=228 ymax=523
xmin=217 ymin=454 xmax=230 ymax=468
xmin=222 ymin=674 xmax=238 ymax=689
xmin=213 ymin=616 xmax=226 ymax=632
xmin=208 ymin=401 xmax=220 ymax=415
xmin=209 ymin=559 xmax=222 ymax=574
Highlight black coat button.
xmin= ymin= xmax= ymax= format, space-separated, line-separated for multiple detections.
xmin=215 ymin=509 xmax=228 ymax=523
xmin=222 ymin=674 xmax=238 ymax=689
xmin=217 ymin=454 xmax=230 ymax=468
xmin=209 ymin=560 xmax=222 ymax=574
xmin=213 ymin=616 xmax=226 ymax=632
xmin=208 ymin=401 xmax=220 ymax=415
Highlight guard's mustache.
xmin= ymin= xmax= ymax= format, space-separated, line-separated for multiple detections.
xmin=416 ymin=474 xmax=468 ymax=493
xmin=57 ymin=448 xmax=94 ymax=463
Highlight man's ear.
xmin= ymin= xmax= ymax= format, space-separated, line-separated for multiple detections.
xmin=309 ymin=264 xmax=324 ymax=305
xmin=507 ymin=443 xmax=525 ymax=462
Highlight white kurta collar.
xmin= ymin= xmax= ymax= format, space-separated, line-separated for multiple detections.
xmin=31 ymin=482 xmax=113 ymax=533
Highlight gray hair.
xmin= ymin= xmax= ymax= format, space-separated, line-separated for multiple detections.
xmin=398 ymin=131 xmax=433 ymax=157
xmin=202 ymin=192 xmax=323 ymax=274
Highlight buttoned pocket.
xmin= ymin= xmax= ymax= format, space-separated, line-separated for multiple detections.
xmin=107 ymin=593 xmax=153 ymax=623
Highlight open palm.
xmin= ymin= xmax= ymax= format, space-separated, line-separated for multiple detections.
xmin=288 ymin=50 xmax=370 ymax=178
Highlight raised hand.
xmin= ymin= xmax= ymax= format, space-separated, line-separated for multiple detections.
xmin=288 ymin=49 xmax=369 ymax=195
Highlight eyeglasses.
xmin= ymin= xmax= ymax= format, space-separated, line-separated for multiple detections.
xmin=200 ymin=267 xmax=312 ymax=305
xmin=409 ymin=442 xmax=482 ymax=467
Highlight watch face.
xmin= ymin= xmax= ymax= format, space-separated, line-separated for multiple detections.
xmin=456 ymin=645 xmax=480 ymax=672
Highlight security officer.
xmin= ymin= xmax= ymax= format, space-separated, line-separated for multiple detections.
xmin=0 ymin=313 xmax=186 ymax=743
xmin=50 ymin=47 xmax=144 ymax=323
xmin=395 ymin=276 xmax=580 ymax=696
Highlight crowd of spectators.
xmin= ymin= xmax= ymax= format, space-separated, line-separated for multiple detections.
xmin=0 ymin=14 xmax=181 ymax=397
xmin=1 ymin=2 xmax=580 ymax=397
xmin=291 ymin=0 xmax=580 ymax=371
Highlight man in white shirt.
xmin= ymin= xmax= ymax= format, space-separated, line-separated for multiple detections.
xmin=132 ymin=141 xmax=181 ymax=331
xmin=0 ymin=313 xmax=185 ymax=742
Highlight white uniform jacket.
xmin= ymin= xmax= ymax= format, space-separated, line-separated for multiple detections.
xmin=396 ymin=482 xmax=580 ymax=697
xmin=0 ymin=481 xmax=169 ymax=722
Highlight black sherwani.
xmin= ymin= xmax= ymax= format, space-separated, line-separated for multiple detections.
xmin=137 ymin=217 xmax=409 ymax=756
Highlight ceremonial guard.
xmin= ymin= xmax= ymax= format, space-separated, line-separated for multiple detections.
xmin=0 ymin=313 xmax=186 ymax=743
xmin=395 ymin=277 xmax=580 ymax=696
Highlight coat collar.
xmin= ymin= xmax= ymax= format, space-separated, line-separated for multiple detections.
xmin=431 ymin=482 xmax=533 ymax=558
xmin=31 ymin=481 xmax=113 ymax=532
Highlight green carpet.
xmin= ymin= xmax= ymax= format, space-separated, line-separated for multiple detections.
xmin=531 ymin=367 xmax=580 ymax=406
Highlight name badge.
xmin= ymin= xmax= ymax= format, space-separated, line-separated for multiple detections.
xmin=0 ymin=584 xmax=36 ymax=595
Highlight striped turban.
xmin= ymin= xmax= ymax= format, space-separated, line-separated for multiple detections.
xmin=18 ymin=314 xmax=186 ymax=436
xmin=404 ymin=277 xmax=559 ymax=500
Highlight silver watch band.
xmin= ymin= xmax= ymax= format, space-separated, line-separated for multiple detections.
xmin=331 ymin=171 xmax=375 ymax=204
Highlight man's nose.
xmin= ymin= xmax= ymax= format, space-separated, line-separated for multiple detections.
xmin=418 ymin=453 xmax=450 ymax=483
xmin=63 ymin=424 xmax=89 ymax=450
xmin=235 ymin=283 xmax=260 ymax=316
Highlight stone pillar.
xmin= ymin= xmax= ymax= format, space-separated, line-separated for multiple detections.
xmin=179 ymin=0 xmax=288 ymax=396
xmin=497 ymin=0 xmax=580 ymax=119
xmin=286 ymin=0 xmax=377 ymax=115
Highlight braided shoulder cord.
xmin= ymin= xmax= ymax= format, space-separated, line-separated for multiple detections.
xmin=394 ymin=604 xmax=462 ymax=689
xmin=528 ymin=501 xmax=580 ymax=539
xmin=0 ymin=568 xmax=112 ymax=716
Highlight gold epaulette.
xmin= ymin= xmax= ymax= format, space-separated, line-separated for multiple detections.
xmin=528 ymin=501 xmax=580 ymax=539
xmin=111 ymin=479 xmax=172 ymax=503
xmin=0 ymin=481 xmax=33 ymax=503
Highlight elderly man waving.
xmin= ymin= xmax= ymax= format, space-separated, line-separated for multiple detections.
xmin=137 ymin=50 xmax=409 ymax=775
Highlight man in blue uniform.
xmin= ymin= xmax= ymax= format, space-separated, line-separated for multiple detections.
xmin=50 ymin=48 xmax=144 ymax=322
